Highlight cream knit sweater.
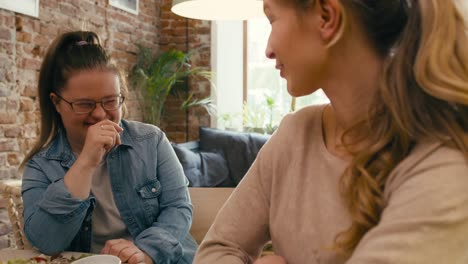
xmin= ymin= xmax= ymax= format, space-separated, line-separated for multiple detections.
xmin=194 ymin=105 xmax=468 ymax=264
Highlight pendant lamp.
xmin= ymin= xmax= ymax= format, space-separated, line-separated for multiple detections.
xmin=171 ymin=0 xmax=265 ymax=20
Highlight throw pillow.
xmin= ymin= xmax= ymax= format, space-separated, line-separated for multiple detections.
xmin=172 ymin=144 xmax=233 ymax=187
xmin=199 ymin=127 xmax=270 ymax=184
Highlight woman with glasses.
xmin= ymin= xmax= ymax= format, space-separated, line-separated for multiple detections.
xmin=20 ymin=31 xmax=196 ymax=264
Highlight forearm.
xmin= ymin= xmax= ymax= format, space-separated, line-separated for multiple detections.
xmin=23 ymin=174 xmax=93 ymax=255
xmin=24 ymin=200 xmax=90 ymax=255
xmin=194 ymin=162 xmax=271 ymax=263
xmin=63 ymin=156 xmax=98 ymax=199
xmin=135 ymin=206 xmax=192 ymax=264
xmin=195 ymin=238 xmax=255 ymax=264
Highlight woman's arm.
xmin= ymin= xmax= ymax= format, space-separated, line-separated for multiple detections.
xmin=133 ymin=134 xmax=195 ymax=264
xmin=22 ymin=159 xmax=93 ymax=255
xmin=22 ymin=121 xmax=125 ymax=255
xmin=194 ymin=147 xmax=273 ymax=263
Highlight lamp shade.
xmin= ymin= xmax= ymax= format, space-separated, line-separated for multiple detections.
xmin=171 ymin=0 xmax=265 ymax=20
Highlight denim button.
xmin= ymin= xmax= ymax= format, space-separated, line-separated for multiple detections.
xmin=151 ymin=187 xmax=157 ymax=193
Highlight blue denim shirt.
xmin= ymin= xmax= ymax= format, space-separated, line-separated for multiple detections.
xmin=22 ymin=120 xmax=197 ymax=264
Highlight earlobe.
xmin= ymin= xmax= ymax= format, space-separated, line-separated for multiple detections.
xmin=318 ymin=0 xmax=342 ymax=44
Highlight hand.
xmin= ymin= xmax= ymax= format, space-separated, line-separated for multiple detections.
xmin=254 ymin=255 xmax=288 ymax=264
xmin=101 ymin=239 xmax=154 ymax=264
xmin=79 ymin=120 xmax=123 ymax=167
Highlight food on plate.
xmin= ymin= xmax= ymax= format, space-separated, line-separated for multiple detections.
xmin=3 ymin=253 xmax=92 ymax=264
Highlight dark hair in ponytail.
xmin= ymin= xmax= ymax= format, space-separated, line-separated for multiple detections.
xmin=21 ymin=31 xmax=128 ymax=169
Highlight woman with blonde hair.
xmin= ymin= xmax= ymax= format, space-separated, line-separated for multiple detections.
xmin=195 ymin=0 xmax=468 ymax=263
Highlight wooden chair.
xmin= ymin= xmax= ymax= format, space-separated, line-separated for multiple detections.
xmin=0 ymin=180 xmax=32 ymax=249
xmin=188 ymin=187 xmax=234 ymax=244
xmin=188 ymin=187 xmax=274 ymax=256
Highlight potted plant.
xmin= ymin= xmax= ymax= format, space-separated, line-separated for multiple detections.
xmin=241 ymin=95 xmax=279 ymax=134
xmin=242 ymin=102 xmax=266 ymax=134
xmin=129 ymin=45 xmax=215 ymax=126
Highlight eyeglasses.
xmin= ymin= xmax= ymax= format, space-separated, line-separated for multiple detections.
xmin=54 ymin=93 xmax=125 ymax=114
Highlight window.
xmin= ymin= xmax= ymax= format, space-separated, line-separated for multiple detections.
xmin=0 ymin=0 xmax=39 ymax=17
xmin=212 ymin=18 xmax=329 ymax=132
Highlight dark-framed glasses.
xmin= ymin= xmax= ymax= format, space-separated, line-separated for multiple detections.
xmin=54 ymin=93 xmax=125 ymax=114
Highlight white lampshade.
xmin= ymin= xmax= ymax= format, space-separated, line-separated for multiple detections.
xmin=171 ymin=0 xmax=265 ymax=20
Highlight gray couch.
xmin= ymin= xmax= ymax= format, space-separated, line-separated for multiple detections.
xmin=172 ymin=127 xmax=270 ymax=187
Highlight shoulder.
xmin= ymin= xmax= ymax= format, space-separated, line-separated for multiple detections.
xmin=255 ymin=104 xmax=327 ymax=167
xmin=120 ymin=120 xmax=165 ymax=142
xmin=266 ymin=104 xmax=326 ymax=147
xmin=385 ymin=141 xmax=468 ymax=198
xmin=393 ymin=141 xmax=466 ymax=178
xmin=280 ymin=104 xmax=326 ymax=128
xmin=30 ymin=132 xmax=73 ymax=162
xmin=351 ymin=142 xmax=468 ymax=263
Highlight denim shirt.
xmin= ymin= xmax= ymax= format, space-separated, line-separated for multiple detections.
xmin=22 ymin=120 xmax=197 ymax=264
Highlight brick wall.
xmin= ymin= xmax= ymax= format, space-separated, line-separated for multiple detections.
xmin=159 ymin=0 xmax=211 ymax=142
xmin=0 ymin=0 xmax=211 ymax=247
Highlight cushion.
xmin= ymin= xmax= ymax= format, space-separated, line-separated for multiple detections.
xmin=199 ymin=127 xmax=270 ymax=184
xmin=172 ymin=144 xmax=234 ymax=187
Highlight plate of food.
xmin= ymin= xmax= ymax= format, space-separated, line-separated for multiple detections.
xmin=0 ymin=250 xmax=92 ymax=264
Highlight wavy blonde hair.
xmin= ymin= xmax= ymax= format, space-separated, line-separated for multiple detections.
xmin=296 ymin=0 xmax=468 ymax=256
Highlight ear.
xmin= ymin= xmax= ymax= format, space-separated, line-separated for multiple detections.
xmin=317 ymin=0 xmax=342 ymax=44
xmin=49 ymin=93 xmax=61 ymax=114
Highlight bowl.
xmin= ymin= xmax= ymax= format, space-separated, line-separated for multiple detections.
xmin=72 ymin=254 xmax=121 ymax=264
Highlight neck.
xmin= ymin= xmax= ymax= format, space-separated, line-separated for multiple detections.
xmin=321 ymin=37 xmax=384 ymax=158
xmin=66 ymin=133 xmax=83 ymax=155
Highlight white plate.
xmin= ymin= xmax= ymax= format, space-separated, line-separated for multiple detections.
xmin=72 ymin=254 xmax=121 ymax=264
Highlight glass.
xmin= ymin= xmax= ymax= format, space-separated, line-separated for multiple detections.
xmin=55 ymin=93 xmax=125 ymax=114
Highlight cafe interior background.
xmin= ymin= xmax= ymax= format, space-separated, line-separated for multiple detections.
xmin=0 ymin=0 xmax=329 ymax=248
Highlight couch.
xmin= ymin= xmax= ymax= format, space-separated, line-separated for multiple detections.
xmin=172 ymin=127 xmax=270 ymax=187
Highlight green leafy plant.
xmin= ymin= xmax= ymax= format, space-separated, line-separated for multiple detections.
xmin=241 ymin=94 xmax=280 ymax=134
xmin=242 ymin=101 xmax=266 ymax=133
xmin=218 ymin=113 xmax=235 ymax=130
xmin=264 ymin=95 xmax=278 ymax=134
xmin=129 ymin=45 xmax=215 ymax=125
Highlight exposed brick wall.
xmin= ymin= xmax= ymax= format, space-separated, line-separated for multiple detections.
xmin=159 ymin=0 xmax=211 ymax=142
xmin=0 ymin=0 xmax=212 ymax=179
xmin=0 ymin=0 xmax=161 ymax=182
xmin=0 ymin=0 xmax=212 ymax=247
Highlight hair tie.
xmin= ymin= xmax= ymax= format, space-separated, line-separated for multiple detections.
xmin=76 ymin=40 xmax=88 ymax=46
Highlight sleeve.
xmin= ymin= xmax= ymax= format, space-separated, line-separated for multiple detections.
xmin=194 ymin=135 xmax=277 ymax=264
xmin=347 ymin=150 xmax=468 ymax=264
xmin=22 ymin=159 xmax=93 ymax=255
xmin=134 ymin=132 xmax=196 ymax=264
